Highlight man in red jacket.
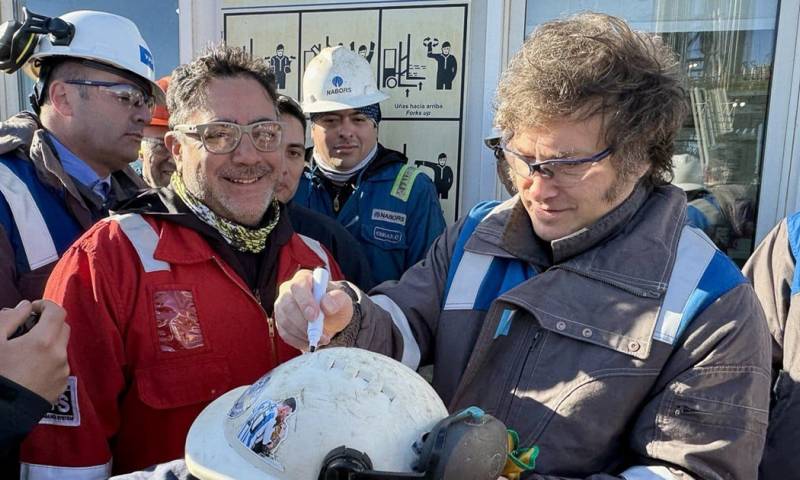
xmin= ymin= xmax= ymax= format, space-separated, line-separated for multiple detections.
xmin=20 ymin=44 xmax=342 ymax=479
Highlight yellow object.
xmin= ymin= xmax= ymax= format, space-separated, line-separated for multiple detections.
xmin=502 ymin=429 xmax=538 ymax=479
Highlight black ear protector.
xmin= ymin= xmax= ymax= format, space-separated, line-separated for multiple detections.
xmin=0 ymin=7 xmax=74 ymax=74
xmin=318 ymin=407 xmax=508 ymax=480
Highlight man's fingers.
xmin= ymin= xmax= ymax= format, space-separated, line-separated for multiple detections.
xmin=288 ymin=274 xmax=318 ymax=322
xmin=276 ymin=321 xmax=307 ymax=351
xmin=0 ymin=300 xmax=33 ymax=338
xmin=274 ymin=304 xmax=309 ymax=345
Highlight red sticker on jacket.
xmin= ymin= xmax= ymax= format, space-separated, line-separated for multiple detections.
xmin=153 ymin=290 xmax=205 ymax=351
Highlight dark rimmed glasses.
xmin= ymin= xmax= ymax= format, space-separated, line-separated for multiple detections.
xmin=502 ymin=143 xmax=613 ymax=186
xmin=172 ymin=121 xmax=284 ymax=154
xmin=64 ymin=80 xmax=155 ymax=110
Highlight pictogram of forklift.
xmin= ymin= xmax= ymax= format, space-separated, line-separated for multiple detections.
xmin=382 ymin=33 xmax=426 ymax=91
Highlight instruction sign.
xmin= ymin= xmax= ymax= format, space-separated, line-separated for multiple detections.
xmin=223 ymin=2 xmax=468 ymax=222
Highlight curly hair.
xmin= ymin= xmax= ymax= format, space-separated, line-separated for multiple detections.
xmin=494 ymin=12 xmax=688 ymax=185
xmin=168 ymin=43 xmax=277 ymax=128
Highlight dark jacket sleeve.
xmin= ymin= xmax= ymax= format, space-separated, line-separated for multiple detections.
xmin=0 ymin=376 xmax=50 ymax=457
xmin=0 ymin=220 xmax=23 ymax=309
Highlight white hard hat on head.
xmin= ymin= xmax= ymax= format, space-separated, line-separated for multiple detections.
xmin=23 ymin=10 xmax=164 ymax=104
xmin=302 ymin=45 xmax=388 ymax=113
xmin=672 ymin=153 xmax=704 ymax=192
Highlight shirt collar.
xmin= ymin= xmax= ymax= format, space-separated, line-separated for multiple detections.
xmin=49 ymin=133 xmax=112 ymax=201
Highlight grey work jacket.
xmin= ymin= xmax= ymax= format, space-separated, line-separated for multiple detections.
xmin=743 ymin=217 xmax=800 ymax=479
xmin=340 ymin=184 xmax=771 ymax=479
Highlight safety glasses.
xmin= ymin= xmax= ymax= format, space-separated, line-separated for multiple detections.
xmin=64 ymin=80 xmax=155 ymax=110
xmin=502 ymin=143 xmax=613 ymax=186
xmin=172 ymin=121 xmax=283 ymax=154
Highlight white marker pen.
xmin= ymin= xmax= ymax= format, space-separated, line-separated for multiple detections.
xmin=308 ymin=267 xmax=329 ymax=352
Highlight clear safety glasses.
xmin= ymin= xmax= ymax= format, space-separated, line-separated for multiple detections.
xmin=502 ymin=143 xmax=613 ymax=186
xmin=172 ymin=121 xmax=284 ymax=154
xmin=64 ymin=80 xmax=155 ymax=110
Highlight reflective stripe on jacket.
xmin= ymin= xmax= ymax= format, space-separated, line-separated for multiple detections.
xmin=0 ymin=112 xmax=145 ymax=308
xmin=20 ymin=213 xmax=342 ymax=478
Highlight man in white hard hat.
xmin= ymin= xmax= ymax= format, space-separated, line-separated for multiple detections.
xmin=20 ymin=44 xmax=343 ymax=478
xmin=0 ymin=9 xmax=160 ymax=308
xmin=294 ymin=46 xmax=445 ymax=284
xmin=275 ymin=94 xmax=374 ymax=290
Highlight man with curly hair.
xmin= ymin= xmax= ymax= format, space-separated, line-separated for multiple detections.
xmin=20 ymin=44 xmax=343 ymax=477
xmin=277 ymin=12 xmax=770 ymax=478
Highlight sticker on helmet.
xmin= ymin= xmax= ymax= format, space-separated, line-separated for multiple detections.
xmin=228 ymin=374 xmax=271 ymax=419
xmin=327 ymin=75 xmax=351 ymax=95
xmin=237 ymin=397 xmax=297 ymax=471
xmin=139 ymin=45 xmax=154 ymax=71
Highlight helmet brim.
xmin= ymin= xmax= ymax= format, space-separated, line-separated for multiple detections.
xmin=302 ymin=90 xmax=389 ymax=114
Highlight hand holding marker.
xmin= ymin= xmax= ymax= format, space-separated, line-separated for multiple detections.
xmin=308 ymin=267 xmax=329 ymax=352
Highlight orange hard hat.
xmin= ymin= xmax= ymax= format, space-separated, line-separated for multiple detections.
xmin=149 ymin=75 xmax=170 ymax=127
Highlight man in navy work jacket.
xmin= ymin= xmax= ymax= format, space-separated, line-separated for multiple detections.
xmin=293 ymin=46 xmax=445 ymax=284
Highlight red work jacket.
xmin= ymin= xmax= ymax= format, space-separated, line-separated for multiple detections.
xmin=21 ymin=213 xmax=342 ymax=477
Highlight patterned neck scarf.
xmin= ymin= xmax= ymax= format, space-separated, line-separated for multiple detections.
xmin=170 ymin=172 xmax=279 ymax=253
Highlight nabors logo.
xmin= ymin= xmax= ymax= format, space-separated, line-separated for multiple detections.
xmin=372 ymin=209 xmax=407 ymax=226
xmin=327 ymin=75 xmax=351 ymax=95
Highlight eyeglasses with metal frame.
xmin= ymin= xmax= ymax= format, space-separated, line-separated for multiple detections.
xmin=64 ymin=80 xmax=155 ymax=110
xmin=172 ymin=121 xmax=284 ymax=154
xmin=501 ymin=143 xmax=613 ymax=186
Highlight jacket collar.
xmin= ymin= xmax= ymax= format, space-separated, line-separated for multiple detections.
xmin=306 ymin=143 xmax=408 ymax=185
xmin=122 ymin=188 xmax=294 ymax=266
xmin=468 ymin=182 xmax=683 ymax=296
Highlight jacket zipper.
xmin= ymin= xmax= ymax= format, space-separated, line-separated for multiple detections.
xmin=211 ymin=256 xmax=279 ymax=366
xmin=502 ymin=328 xmax=543 ymax=421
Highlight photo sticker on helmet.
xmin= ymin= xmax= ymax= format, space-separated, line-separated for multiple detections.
xmin=237 ymin=397 xmax=297 ymax=471
xmin=228 ymin=374 xmax=271 ymax=419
